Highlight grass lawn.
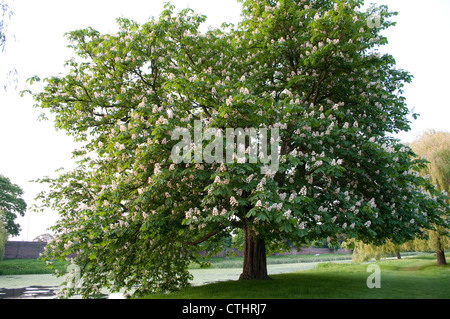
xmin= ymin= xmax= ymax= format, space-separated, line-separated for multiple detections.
xmin=189 ymin=253 xmax=353 ymax=269
xmin=143 ymin=255 xmax=450 ymax=299
xmin=2 ymin=253 xmax=448 ymax=299
xmin=0 ymin=259 xmax=69 ymax=276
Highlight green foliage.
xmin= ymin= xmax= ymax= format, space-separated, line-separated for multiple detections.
xmin=343 ymin=131 xmax=450 ymax=262
xmin=231 ymin=228 xmax=244 ymax=250
xmin=0 ymin=174 xmax=27 ymax=236
xmin=310 ymin=239 xmax=327 ymax=248
xmin=0 ymin=211 xmax=8 ymax=262
xmin=410 ymin=130 xmax=450 ymax=194
xmin=346 ymin=238 xmax=406 ymax=262
xmin=412 ymin=233 xmax=449 ymax=253
xmin=26 ymin=0 xmax=448 ymax=298
xmin=409 ymin=131 xmax=449 ymax=259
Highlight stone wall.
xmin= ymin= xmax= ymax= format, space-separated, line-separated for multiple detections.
xmin=3 ymin=241 xmax=47 ymax=259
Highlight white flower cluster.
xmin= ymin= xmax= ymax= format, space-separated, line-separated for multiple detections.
xmin=225 ymin=95 xmax=233 ymax=106
xmin=380 ymin=143 xmax=395 ymax=153
xmin=272 ymin=122 xmax=288 ymax=129
xmin=156 ymin=116 xmax=168 ymax=126
xmin=367 ymin=198 xmax=377 ymax=209
xmin=331 ymin=158 xmax=343 ymax=166
xmin=239 ymin=87 xmax=250 ymax=95
xmin=230 ymin=196 xmax=239 ymax=207
xmin=185 ymin=207 xmax=201 ymax=220
xmin=114 ymin=142 xmax=125 ymax=151
xmin=256 ymin=177 xmax=266 ymax=192
xmin=266 ymin=202 xmax=283 ymax=212
xmin=288 ymin=192 xmax=297 ymax=202
xmin=281 ymin=88 xmax=293 ymax=97
xmin=299 ymin=186 xmax=307 ymax=196
xmin=153 ymin=163 xmax=161 ymax=175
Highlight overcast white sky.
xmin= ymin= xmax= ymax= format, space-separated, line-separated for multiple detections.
xmin=0 ymin=0 xmax=448 ymax=241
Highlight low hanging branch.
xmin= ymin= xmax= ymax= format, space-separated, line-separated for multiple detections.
xmin=182 ymin=229 xmax=218 ymax=246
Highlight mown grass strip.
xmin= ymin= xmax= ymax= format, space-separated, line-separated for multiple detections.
xmin=0 ymin=259 xmax=69 ymax=276
xmin=143 ymin=257 xmax=450 ymax=299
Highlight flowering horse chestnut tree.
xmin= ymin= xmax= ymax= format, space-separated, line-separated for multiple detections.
xmin=27 ymin=0 xmax=448 ymax=298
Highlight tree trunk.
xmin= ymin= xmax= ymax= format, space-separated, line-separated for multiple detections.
xmin=436 ymin=236 xmax=447 ymax=266
xmin=239 ymin=225 xmax=271 ymax=280
xmin=395 ymin=251 xmax=401 ymax=259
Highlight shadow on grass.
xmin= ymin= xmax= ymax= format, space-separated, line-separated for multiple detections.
xmin=144 ymin=259 xmax=449 ymax=299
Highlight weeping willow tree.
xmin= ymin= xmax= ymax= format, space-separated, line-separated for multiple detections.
xmin=409 ymin=130 xmax=450 ymax=265
xmin=342 ymin=238 xmax=406 ymax=262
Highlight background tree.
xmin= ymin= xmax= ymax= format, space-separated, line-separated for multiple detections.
xmin=0 ymin=210 xmax=8 ymax=262
xmin=232 ymin=228 xmax=245 ymax=251
xmin=344 ymin=238 xmax=408 ymax=262
xmin=33 ymin=233 xmax=54 ymax=243
xmin=0 ymin=174 xmax=27 ymax=236
xmin=409 ymin=130 xmax=449 ymax=265
xmin=28 ymin=0 xmax=448 ymax=298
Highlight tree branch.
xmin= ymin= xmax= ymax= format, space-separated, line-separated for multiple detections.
xmin=182 ymin=229 xmax=218 ymax=246
xmin=313 ymin=70 xmax=328 ymax=105
xmin=200 ymin=105 xmax=213 ymax=119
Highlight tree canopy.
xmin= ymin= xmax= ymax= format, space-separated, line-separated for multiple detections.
xmin=0 ymin=174 xmax=27 ymax=237
xmin=27 ymin=0 xmax=448 ymax=298
xmin=344 ymin=130 xmax=450 ymax=264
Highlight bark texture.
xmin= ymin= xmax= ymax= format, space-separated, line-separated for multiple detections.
xmin=436 ymin=236 xmax=447 ymax=265
xmin=239 ymin=225 xmax=271 ymax=280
